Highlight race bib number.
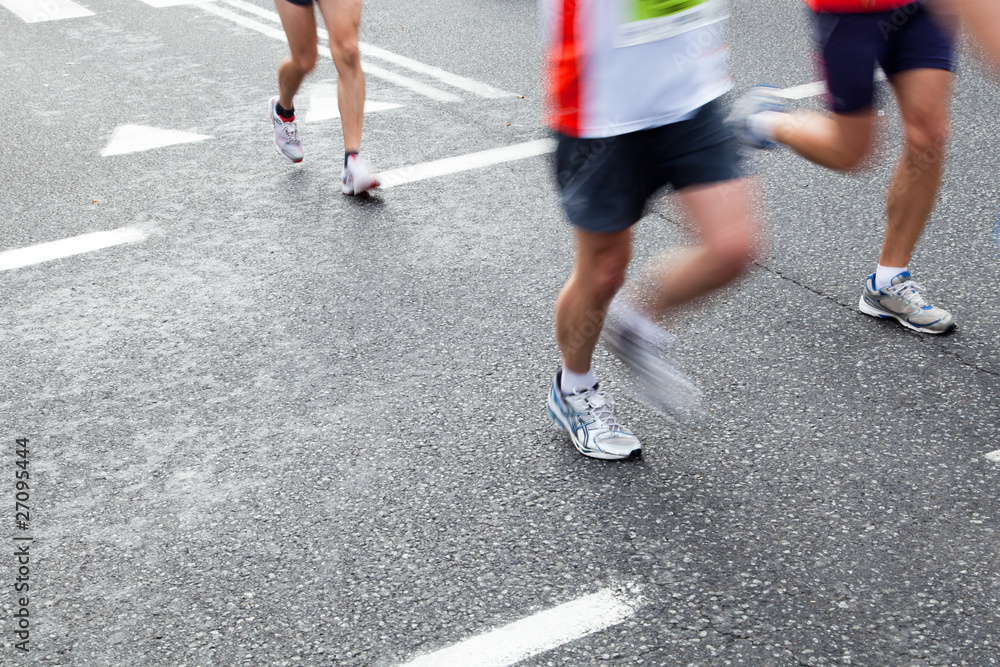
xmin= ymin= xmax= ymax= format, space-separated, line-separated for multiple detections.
xmin=616 ymin=0 xmax=727 ymax=48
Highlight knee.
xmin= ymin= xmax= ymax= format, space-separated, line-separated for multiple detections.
xmin=828 ymin=143 xmax=871 ymax=172
xmin=594 ymin=261 xmax=629 ymax=303
xmin=586 ymin=252 xmax=630 ymax=304
xmin=905 ymin=117 xmax=950 ymax=157
xmin=832 ymin=151 xmax=867 ymax=172
xmin=708 ymin=232 xmax=757 ymax=282
xmin=333 ymin=38 xmax=361 ymax=71
xmin=291 ymin=51 xmax=317 ymax=75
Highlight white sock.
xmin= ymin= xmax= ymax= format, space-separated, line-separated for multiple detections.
xmin=561 ymin=365 xmax=597 ymax=395
xmin=875 ymin=264 xmax=907 ymax=290
xmin=747 ymin=110 xmax=784 ymax=142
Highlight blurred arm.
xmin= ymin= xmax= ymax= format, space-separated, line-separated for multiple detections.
xmin=944 ymin=0 xmax=1000 ymax=71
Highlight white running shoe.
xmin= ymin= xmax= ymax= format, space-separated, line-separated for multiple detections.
xmin=342 ymin=153 xmax=379 ymax=195
xmin=601 ymin=301 xmax=703 ymax=420
xmin=547 ymin=372 xmax=642 ymax=461
xmin=858 ymin=271 xmax=955 ymax=334
xmin=269 ymin=96 xmax=303 ymax=163
xmin=726 ymin=84 xmax=787 ymax=152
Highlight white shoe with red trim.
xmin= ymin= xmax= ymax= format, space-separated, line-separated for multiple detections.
xmin=341 ymin=153 xmax=379 ymax=195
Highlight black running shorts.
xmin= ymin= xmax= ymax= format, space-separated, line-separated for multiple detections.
xmin=554 ymin=101 xmax=741 ymax=234
xmin=813 ymin=2 xmax=955 ymax=114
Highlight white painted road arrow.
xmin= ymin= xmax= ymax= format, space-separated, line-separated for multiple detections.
xmin=102 ymin=124 xmax=211 ymax=157
xmin=305 ymin=84 xmax=403 ymax=122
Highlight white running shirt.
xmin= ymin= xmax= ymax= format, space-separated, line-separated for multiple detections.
xmin=541 ymin=0 xmax=732 ymax=138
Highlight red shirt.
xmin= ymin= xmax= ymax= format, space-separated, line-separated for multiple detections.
xmin=804 ymin=0 xmax=914 ymax=11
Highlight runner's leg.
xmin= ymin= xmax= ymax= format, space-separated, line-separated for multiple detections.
xmin=555 ymin=229 xmax=631 ymax=374
xmin=882 ymin=67 xmax=952 ymax=267
xmin=274 ymin=0 xmax=319 ymax=110
xmin=772 ymin=110 xmax=874 ymax=172
xmin=643 ymin=179 xmax=759 ymax=316
xmin=317 ymin=0 xmax=364 ymax=153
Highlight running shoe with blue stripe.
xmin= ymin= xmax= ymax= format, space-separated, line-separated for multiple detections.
xmin=858 ymin=271 xmax=955 ymax=334
xmin=547 ymin=372 xmax=642 ymax=461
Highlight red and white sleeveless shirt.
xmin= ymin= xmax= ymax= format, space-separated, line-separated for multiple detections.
xmin=541 ymin=0 xmax=732 ymax=138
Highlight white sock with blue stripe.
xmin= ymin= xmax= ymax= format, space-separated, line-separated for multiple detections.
xmin=561 ymin=366 xmax=597 ymax=395
xmin=875 ymin=264 xmax=907 ymax=291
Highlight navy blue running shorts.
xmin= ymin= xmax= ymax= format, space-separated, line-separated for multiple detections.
xmin=284 ymin=0 xmax=313 ymax=6
xmin=813 ymin=2 xmax=955 ymax=114
xmin=554 ymin=100 xmax=741 ymax=234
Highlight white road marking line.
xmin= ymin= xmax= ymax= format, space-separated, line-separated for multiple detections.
xmin=774 ymin=69 xmax=886 ymax=100
xmin=373 ymin=71 xmax=889 ymax=189
xmin=305 ymin=84 xmax=402 ymax=122
xmin=198 ymin=2 xmax=287 ymax=38
xmin=102 ymin=124 xmax=211 ymax=157
xmin=198 ymin=2 xmax=461 ymax=103
xmin=775 ymin=81 xmax=826 ymax=100
xmin=0 ymin=228 xmax=147 ymax=272
xmin=399 ymin=589 xmax=638 ymax=667
xmin=379 ymin=138 xmax=556 ymax=189
xmin=138 ymin=0 xmax=212 ymax=7
xmin=1 ymin=0 xmax=93 ymax=22
xmin=217 ymin=0 xmax=514 ymax=98
xmin=356 ymin=60 xmax=462 ymax=103
xmin=359 ymin=42 xmax=515 ymax=99
xmin=986 ymin=450 xmax=1000 ymax=464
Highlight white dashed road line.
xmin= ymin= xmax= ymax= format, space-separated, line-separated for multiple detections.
xmin=775 ymin=69 xmax=886 ymax=100
xmin=196 ymin=2 xmax=462 ymax=103
xmin=216 ymin=0 xmax=516 ymax=99
xmin=378 ymin=77 xmax=843 ymax=188
xmin=1 ymin=0 xmax=93 ymax=22
xmin=775 ymin=80 xmax=826 ymax=100
xmin=399 ymin=588 xmax=639 ymax=667
xmin=0 ymin=228 xmax=147 ymax=272
xmin=379 ymin=138 xmax=556 ymax=189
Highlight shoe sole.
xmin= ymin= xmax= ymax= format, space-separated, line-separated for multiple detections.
xmin=342 ymin=181 xmax=379 ymax=196
xmin=858 ymin=295 xmax=955 ymax=335
xmin=274 ymin=140 xmax=303 ymax=163
xmin=546 ymin=397 xmax=640 ymax=461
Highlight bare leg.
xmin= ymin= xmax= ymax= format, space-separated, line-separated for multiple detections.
xmin=642 ymin=178 xmax=761 ymax=317
xmin=273 ymin=0 xmax=319 ymax=110
xmin=773 ymin=109 xmax=875 ymax=172
xmin=318 ymin=0 xmax=365 ymax=153
xmin=555 ymin=229 xmax=632 ymax=373
xmin=881 ymin=68 xmax=952 ymax=267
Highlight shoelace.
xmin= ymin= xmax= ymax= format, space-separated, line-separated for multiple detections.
xmin=575 ymin=388 xmax=623 ymax=431
xmin=886 ymin=279 xmax=929 ymax=308
xmin=279 ymin=120 xmax=299 ymax=144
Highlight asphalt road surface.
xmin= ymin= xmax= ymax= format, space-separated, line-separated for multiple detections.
xmin=2 ymin=0 xmax=999 ymax=665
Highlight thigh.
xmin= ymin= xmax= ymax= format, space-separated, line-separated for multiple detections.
xmin=813 ymin=11 xmax=884 ymax=114
xmin=890 ymin=68 xmax=953 ymax=135
xmin=274 ymin=0 xmax=318 ymax=56
xmin=676 ymin=177 xmax=757 ymax=249
xmin=316 ymin=0 xmax=362 ymax=43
